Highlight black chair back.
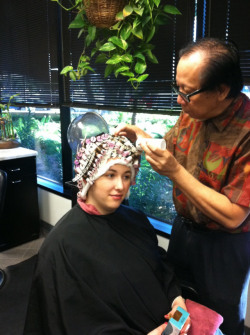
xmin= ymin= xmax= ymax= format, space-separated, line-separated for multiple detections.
xmin=0 ymin=169 xmax=7 ymax=216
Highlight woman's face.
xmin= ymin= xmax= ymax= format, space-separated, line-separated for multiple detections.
xmin=86 ymin=164 xmax=132 ymax=215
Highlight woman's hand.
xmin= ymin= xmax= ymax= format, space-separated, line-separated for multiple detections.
xmin=147 ymin=297 xmax=191 ymax=335
xmin=114 ymin=124 xmax=151 ymax=143
xmin=165 ymin=296 xmax=191 ymax=335
xmin=147 ymin=323 xmax=167 ymax=335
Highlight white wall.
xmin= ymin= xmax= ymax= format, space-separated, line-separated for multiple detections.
xmin=38 ymin=188 xmax=71 ymax=226
xmin=37 ymin=187 xmax=250 ymax=328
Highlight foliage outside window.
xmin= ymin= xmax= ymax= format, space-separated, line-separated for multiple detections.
xmin=10 ymin=108 xmax=63 ymax=189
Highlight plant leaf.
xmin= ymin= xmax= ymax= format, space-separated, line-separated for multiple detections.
xmin=69 ymin=13 xmax=85 ymax=29
xmin=88 ymin=26 xmax=96 ymax=41
xmin=146 ymin=50 xmax=158 ymax=64
xmin=137 ymin=74 xmax=149 ymax=82
xmin=79 ymin=54 xmax=90 ymax=62
xmin=134 ymin=52 xmax=145 ymax=61
xmin=104 ymin=64 xmax=115 ymax=77
xmin=99 ymin=42 xmax=116 ymax=52
xmin=163 ymin=5 xmax=182 ymax=15
xmin=85 ymin=34 xmax=93 ymax=47
xmin=78 ymin=61 xmax=89 ymax=68
xmin=120 ymin=71 xmax=135 ymax=77
xmin=115 ymin=11 xmax=124 ymax=21
xmin=110 ymin=21 xmax=121 ymax=30
xmin=141 ymin=15 xmax=151 ymax=27
xmin=95 ymin=54 xmax=107 ymax=63
xmin=135 ymin=60 xmax=147 ymax=74
xmin=132 ymin=25 xmax=143 ymax=39
xmin=133 ymin=7 xmax=144 ymax=16
xmin=106 ymin=55 xmax=122 ymax=64
xmin=153 ymin=0 xmax=161 ymax=7
xmin=77 ymin=28 xmax=84 ymax=39
xmin=120 ymin=54 xmax=133 ymax=63
xmin=95 ymin=40 xmax=102 ymax=49
xmin=108 ymin=36 xmax=128 ymax=50
xmin=69 ymin=71 xmax=77 ymax=80
xmin=128 ymin=73 xmax=149 ymax=82
xmin=123 ymin=5 xmax=133 ymax=17
xmin=82 ymin=65 xmax=95 ymax=72
xmin=146 ymin=26 xmax=155 ymax=42
xmin=133 ymin=16 xmax=142 ymax=29
xmin=60 ymin=66 xmax=73 ymax=75
xmin=120 ymin=24 xmax=132 ymax=40
xmin=115 ymin=66 xmax=130 ymax=75
xmin=155 ymin=14 xmax=170 ymax=25
xmin=91 ymin=47 xmax=97 ymax=57
xmin=127 ymin=77 xmax=138 ymax=82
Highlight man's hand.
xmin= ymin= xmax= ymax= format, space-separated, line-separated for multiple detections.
xmin=114 ymin=124 xmax=151 ymax=143
xmin=141 ymin=137 xmax=250 ymax=229
xmin=140 ymin=141 xmax=181 ymax=178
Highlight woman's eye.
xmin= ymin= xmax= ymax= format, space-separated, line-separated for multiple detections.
xmin=106 ymin=173 xmax=114 ymax=178
xmin=124 ymin=175 xmax=131 ymax=180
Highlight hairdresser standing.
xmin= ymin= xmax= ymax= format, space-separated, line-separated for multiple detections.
xmin=115 ymin=38 xmax=250 ymax=335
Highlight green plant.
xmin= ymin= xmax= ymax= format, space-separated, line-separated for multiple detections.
xmin=52 ymin=0 xmax=181 ymax=89
xmin=0 ymin=94 xmax=19 ymax=140
xmin=13 ymin=108 xmax=40 ymax=149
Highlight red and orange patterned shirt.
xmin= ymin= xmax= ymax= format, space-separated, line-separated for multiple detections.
xmin=165 ymin=93 xmax=250 ymax=233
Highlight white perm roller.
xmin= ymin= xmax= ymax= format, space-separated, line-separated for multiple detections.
xmin=136 ymin=138 xmax=166 ymax=151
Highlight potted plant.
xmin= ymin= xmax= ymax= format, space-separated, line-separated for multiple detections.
xmin=0 ymin=94 xmax=20 ymax=149
xmin=52 ymin=0 xmax=181 ymax=89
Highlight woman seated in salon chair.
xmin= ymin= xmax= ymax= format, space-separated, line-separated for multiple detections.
xmin=24 ymin=134 xmax=223 ymax=335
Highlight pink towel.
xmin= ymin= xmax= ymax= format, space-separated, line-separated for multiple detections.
xmin=186 ymin=299 xmax=223 ymax=335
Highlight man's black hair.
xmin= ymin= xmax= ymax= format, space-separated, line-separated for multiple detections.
xmin=179 ymin=37 xmax=243 ymax=98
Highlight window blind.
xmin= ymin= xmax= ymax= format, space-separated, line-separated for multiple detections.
xmin=0 ymin=0 xmax=59 ymax=105
xmin=202 ymin=0 xmax=250 ymax=85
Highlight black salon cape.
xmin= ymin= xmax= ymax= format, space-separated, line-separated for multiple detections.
xmin=24 ymin=204 xmax=181 ymax=335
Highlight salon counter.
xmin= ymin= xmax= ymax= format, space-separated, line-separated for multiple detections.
xmin=0 ymin=147 xmax=40 ymax=251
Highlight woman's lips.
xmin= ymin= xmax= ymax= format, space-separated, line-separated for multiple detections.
xmin=110 ymin=194 xmax=123 ymax=200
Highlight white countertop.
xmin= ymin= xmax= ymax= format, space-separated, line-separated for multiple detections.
xmin=0 ymin=147 xmax=38 ymax=161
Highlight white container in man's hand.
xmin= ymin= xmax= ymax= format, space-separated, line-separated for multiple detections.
xmin=136 ymin=138 xmax=166 ymax=151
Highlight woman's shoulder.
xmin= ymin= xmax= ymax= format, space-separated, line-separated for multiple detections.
xmin=39 ymin=205 xmax=87 ymax=251
xmin=118 ymin=204 xmax=147 ymax=219
xmin=53 ymin=204 xmax=87 ymax=230
xmin=117 ymin=204 xmax=153 ymax=229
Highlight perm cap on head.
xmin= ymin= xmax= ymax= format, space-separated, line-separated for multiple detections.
xmin=73 ymin=133 xmax=141 ymax=199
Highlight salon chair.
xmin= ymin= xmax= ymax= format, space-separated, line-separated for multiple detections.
xmin=0 ymin=168 xmax=7 ymax=288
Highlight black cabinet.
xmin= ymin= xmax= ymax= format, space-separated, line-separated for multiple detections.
xmin=0 ymin=155 xmax=40 ymax=251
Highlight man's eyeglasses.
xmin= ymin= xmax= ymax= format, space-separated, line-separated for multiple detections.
xmin=171 ymin=82 xmax=208 ymax=103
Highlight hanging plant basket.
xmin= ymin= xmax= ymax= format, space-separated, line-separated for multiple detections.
xmin=53 ymin=0 xmax=182 ymax=88
xmin=83 ymin=0 xmax=127 ymax=28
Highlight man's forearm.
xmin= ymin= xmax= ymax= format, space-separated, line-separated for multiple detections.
xmin=169 ymin=164 xmax=249 ymax=229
